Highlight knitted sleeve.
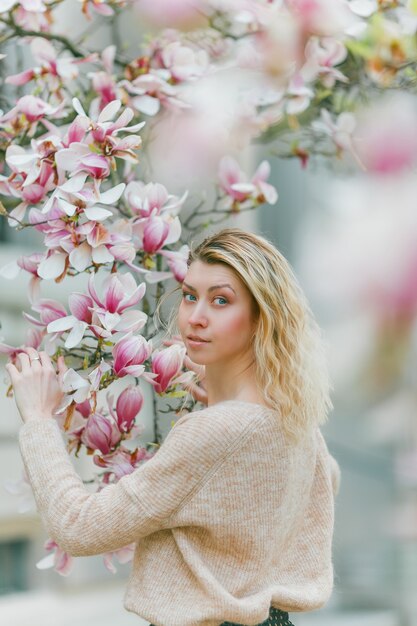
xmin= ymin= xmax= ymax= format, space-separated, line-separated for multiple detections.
xmin=18 ymin=405 xmax=258 ymax=557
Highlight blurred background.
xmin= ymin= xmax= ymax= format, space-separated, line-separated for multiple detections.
xmin=1 ymin=1 xmax=417 ymax=625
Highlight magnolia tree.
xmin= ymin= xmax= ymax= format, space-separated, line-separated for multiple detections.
xmin=0 ymin=0 xmax=417 ymax=575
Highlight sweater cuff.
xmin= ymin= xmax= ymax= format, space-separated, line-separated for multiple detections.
xmin=19 ymin=419 xmax=65 ymax=455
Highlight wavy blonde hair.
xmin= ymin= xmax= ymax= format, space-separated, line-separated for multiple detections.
xmin=156 ymin=227 xmax=333 ymax=441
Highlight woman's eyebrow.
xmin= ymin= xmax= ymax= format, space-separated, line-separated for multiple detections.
xmin=182 ymin=282 xmax=236 ymax=294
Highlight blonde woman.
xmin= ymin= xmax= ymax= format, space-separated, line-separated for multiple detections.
xmin=7 ymin=227 xmax=340 ymax=626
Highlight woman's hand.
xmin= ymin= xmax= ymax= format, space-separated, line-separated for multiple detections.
xmin=163 ymin=335 xmax=208 ymax=406
xmin=6 ymin=347 xmax=66 ymax=424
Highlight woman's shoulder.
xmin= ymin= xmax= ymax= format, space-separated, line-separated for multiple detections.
xmin=169 ymin=400 xmax=276 ymax=439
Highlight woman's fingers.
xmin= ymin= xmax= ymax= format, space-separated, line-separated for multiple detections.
xmin=5 ymin=362 xmax=18 ymax=384
xmin=24 ymin=347 xmax=42 ymax=368
xmin=16 ymin=351 xmax=31 ymax=374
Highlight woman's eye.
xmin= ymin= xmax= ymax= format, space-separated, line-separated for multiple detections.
xmin=182 ymin=292 xmax=196 ymax=302
xmin=214 ymin=296 xmax=228 ymax=305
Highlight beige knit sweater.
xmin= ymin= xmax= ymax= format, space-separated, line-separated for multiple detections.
xmin=19 ymin=399 xmax=340 ymax=626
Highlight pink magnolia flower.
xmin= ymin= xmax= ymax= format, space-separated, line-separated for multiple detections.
xmin=218 ymin=156 xmax=278 ymax=210
xmin=163 ymin=245 xmax=189 ymax=281
xmin=36 ymin=539 xmax=74 ymax=577
xmin=55 ymin=99 xmax=145 ymax=179
xmin=0 ymin=95 xmax=63 ymax=130
xmin=23 ymin=298 xmax=68 ymax=329
xmin=285 ymin=74 xmax=314 ymax=115
xmin=160 ymin=41 xmax=209 ymax=83
xmin=302 ymin=37 xmax=348 ymax=87
xmin=114 ymin=385 xmax=144 ymax=432
xmin=151 ymin=343 xmax=186 ymax=394
xmin=103 ymin=543 xmax=135 ymax=574
xmin=112 ymin=332 xmax=152 ymax=377
xmin=87 ymin=271 xmax=147 ymax=337
xmin=132 ymin=213 xmax=182 ymax=255
xmin=61 ymin=368 xmax=91 ymax=405
xmin=6 ymin=38 xmax=95 ymax=100
xmin=3 ymin=140 xmax=57 ymax=225
xmin=125 ymin=181 xmax=187 ymax=218
xmin=81 ymin=412 xmax=122 ymax=454
xmin=94 ymin=445 xmax=151 ymax=480
xmin=46 ymin=292 xmax=94 ymax=349
xmin=312 ymin=108 xmax=356 ymax=153
xmin=120 ymin=73 xmax=189 ymax=117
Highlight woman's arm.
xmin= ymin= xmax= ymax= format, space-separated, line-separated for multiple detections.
xmin=19 ymin=419 xmax=162 ymax=556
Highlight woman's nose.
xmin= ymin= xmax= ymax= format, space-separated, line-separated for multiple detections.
xmin=188 ymin=301 xmax=208 ymax=326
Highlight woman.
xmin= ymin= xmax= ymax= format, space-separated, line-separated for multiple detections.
xmin=7 ymin=227 xmax=340 ymax=626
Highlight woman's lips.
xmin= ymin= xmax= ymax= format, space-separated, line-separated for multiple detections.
xmin=187 ymin=336 xmax=210 ymax=346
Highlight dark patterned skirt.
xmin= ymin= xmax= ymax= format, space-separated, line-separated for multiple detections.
xmin=220 ymin=606 xmax=294 ymax=626
xmin=149 ymin=606 xmax=294 ymax=626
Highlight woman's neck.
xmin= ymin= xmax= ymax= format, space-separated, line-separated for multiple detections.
xmin=204 ymin=355 xmax=266 ymax=408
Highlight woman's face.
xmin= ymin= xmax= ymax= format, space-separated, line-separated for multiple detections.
xmin=177 ymin=260 xmax=258 ymax=366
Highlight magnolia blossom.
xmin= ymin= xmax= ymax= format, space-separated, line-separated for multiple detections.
xmin=120 ymin=73 xmax=188 ymax=116
xmin=81 ymin=412 xmax=122 ymax=454
xmin=125 ymin=181 xmax=187 ymax=218
xmin=302 ymin=37 xmax=348 ymax=87
xmin=113 ymin=385 xmax=144 ymax=432
xmin=112 ymin=332 xmax=152 ymax=377
xmin=312 ymin=108 xmax=357 ymax=153
xmin=218 ymin=156 xmax=278 ymax=210
xmin=132 ymin=213 xmax=183 ymax=255
xmin=285 ymin=74 xmax=314 ymax=115
xmin=55 ymin=99 xmax=145 ymax=181
xmin=87 ymin=271 xmax=147 ymax=337
xmin=6 ymin=38 xmax=94 ymax=101
xmin=94 ymin=445 xmax=152 ymax=481
xmin=151 ymin=343 xmax=186 ymax=393
xmin=36 ymin=539 xmax=74 ymax=577
xmin=0 ymin=95 xmax=63 ymax=132
xmin=103 ymin=543 xmax=135 ymax=574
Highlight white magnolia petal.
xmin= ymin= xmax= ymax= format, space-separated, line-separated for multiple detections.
xmin=62 ymin=368 xmax=89 ymax=393
xmin=164 ymin=216 xmax=182 ymax=246
xmin=72 ymin=97 xmax=87 ymax=117
xmin=7 ymin=153 xmax=37 ymax=168
xmin=84 ymin=206 xmax=113 ymax=221
xmin=99 ymin=183 xmax=126 ymax=205
xmin=69 ymin=242 xmax=92 ymax=272
xmin=47 ymin=315 xmax=76 ymax=333
xmin=37 ymin=253 xmax=67 ymax=280
xmin=42 ymin=191 xmax=57 ymax=214
xmin=36 ymin=553 xmax=56 ymax=571
xmin=91 ymin=245 xmax=114 ymax=264
xmin=114 ymin=310 xmax=147 ymax=332
xmin=59 ymin=173 xmax=88 ymax=193
xmin=118 ymin=121 xmax=146 ymax=133
xmin=58 ymin=197 xmax=77 ymax=216
xmin=98 ymin=99 xmax=121 ymax=123
xmin=65 ymin=321 xmax=88 ymax=349
xmin=132 ymin=95 xmax=160 ymax=116
xmin=230 ymin=183 xmax=255 ymax=193
xmin=145 ymin=271 xmax=173 ymax=283
xmin=55 ymin=148 xmax=81 ymax=171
